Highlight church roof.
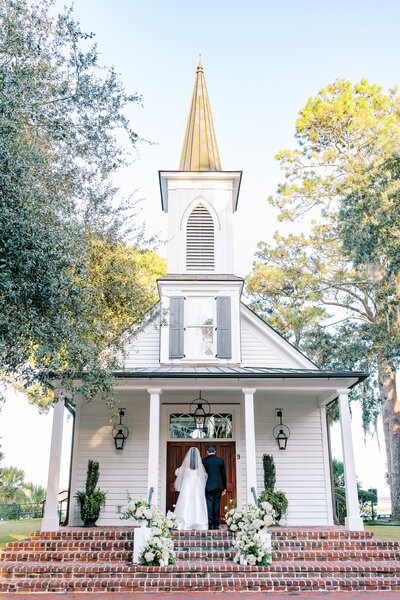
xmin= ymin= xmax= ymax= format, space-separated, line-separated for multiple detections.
xmin=179 ymin=62 xmax=221 ymax=171
xmin=113 ymin=366 xmax=368 ymax=384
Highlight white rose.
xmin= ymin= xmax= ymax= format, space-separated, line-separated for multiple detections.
xmin=152 ymin=527 xmax=162 ymax=536
xmin=144 ymin=551 xmax=154 ymax=562
xmin=230 ymin=524 xmax=238 ymax=531
xmin=263 ymin=515 xmax=273 ymax=527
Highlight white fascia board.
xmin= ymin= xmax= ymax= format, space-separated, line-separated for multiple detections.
xmin=240 ymin=303 xmax=316 ymax=369
xmin=159 ymin=171 xmax=242 ymax=213
xmin=113 ymin=377 xmax=360 ymax=393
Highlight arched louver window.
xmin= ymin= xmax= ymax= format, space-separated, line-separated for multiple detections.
xmin=186 ymin=204 xmax=215 ymax=271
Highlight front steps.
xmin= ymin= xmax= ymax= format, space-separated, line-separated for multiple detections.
xmin=1 ymin=526 xmax=400 ymax=592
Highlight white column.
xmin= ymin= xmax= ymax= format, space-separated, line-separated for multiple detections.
xmin=243 ymin=388 xmax=257 ymax=506
xmin=338 ymin=389 xmax=364 ymax=531
xmin=41 ymin=399 xmax=65 ymax=532
xmin=147 ymin=388 xmax=162 ymax=506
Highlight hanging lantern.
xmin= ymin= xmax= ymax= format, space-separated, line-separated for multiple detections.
xmin=273 ymin=410 xmax=290 ymax=450
xmin=189 ymin=392 xmax=211 ymax=430
xmin=112 ymin=409 xmax=129 ymax=450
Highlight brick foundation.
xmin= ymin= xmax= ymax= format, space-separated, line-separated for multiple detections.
xmin=1 ymin=526 xmax=399 ymax=592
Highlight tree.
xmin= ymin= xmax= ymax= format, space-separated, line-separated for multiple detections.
xmin=24 ymin=482 xmax=46 ymax=504
xmin=0 ymin=0 xmax=160 ymax=410
xmin=0 ymin=466 xmax=28 ymax=502
xmin=247 ymin=79 xmax=400 ymax=517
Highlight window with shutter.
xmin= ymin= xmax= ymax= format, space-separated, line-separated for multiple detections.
xmin=169 ymin=297 xmax=184 ymax=358
xmin=186 ymin=204 xmax=215 ymax=271
xmin=216 ymin=296 xmax=232 ymax=359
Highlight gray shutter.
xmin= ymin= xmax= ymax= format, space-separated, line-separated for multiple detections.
xmin=169 ymin=297 xmax=184 ymax=358
xmin=216 ymin=296 xmax=232 ymax=359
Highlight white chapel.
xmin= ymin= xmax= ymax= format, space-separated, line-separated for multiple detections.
xmin=42 ymin=63 xmax=367 ymax=533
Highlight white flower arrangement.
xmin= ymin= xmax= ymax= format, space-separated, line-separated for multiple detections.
xmin=122 ymin=495 xmax=178 ymax=566
xmin=138 ymin=527 xmax=176 ymax=566
xmin=121 ymin=497 xmax=155 ymax=524
xmin=225 ymin=500 xmax=274 ymax=566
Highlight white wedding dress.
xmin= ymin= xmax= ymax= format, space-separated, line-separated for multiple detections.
xmin=173 ymin=447 xmax=208 ymax=531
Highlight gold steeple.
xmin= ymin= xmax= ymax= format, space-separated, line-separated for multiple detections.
xmin=179 ymin=62 xmax=221 ymax=171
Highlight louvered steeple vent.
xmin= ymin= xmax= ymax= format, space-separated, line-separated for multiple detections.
xmin=186 ymin=204 xmax=215 ymax=271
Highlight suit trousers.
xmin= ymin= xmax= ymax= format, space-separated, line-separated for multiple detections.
xmin=205 ymin=490 xmax=222 ymax=528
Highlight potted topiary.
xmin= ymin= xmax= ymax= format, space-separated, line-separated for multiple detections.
xmin=259 ymin=454 xmax=288 ymax=524
xmin=75 ymin=460 xmax=106 ymax=526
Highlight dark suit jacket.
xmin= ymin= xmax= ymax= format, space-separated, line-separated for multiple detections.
xmin=202 ymin=454 xmax=227 ymax=492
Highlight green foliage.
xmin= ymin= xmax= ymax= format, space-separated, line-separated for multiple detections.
xmin=247 ymin=78 xmax=400 ymax=516
xmin=262 ymin=454 xmax=276 ymax=491
xmin=0 ymin=465 xmax=46 ymax=506
xmin=0 ymin=466 xmax=27 ymax=503
xmin=75 ymin=460 xmax=106 ymax=525
xmin=259 ymin=454 xmax=288 ymax=523
xmin=0 ymin=0 xmax=165 ymax=412
xmin=332 ymin=459 xmax=378 ymax=523
xmin=258 ymin=489 xmax=288 ymax=523
xmin=85 ymin=460 xmax=99 ymax=495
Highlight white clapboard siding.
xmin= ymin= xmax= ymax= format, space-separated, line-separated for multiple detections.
xmin=70 ymin=393 xmax=155 ymax=526
xmin=240 ymin=314 xmax=301 ymax=368
xmin=254 ymin=395 xmax=330 ymax=526
xmin=122 ymin=318 xmax=160 ymax=369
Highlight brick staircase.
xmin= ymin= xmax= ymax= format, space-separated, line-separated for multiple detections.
xmin=1 ymin=526 xmax=400 ymax=592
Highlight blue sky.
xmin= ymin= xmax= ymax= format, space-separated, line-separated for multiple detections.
xmin=2 ymin=0 xmax=398 ymax=499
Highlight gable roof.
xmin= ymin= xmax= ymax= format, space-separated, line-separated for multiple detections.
xmin=240 ymin=302 xmax=318 ymax=370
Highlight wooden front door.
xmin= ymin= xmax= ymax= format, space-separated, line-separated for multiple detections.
xmin=166 ymin=441 xmax=236 ymax=523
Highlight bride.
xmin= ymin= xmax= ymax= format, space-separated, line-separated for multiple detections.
xmin=173 ymin=447 xmax=208 ymax=530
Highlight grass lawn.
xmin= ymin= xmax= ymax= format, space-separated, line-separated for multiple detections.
xmin=0 ymin=518 xmax=41 ymax=550
xmin=366 ymin=525 xmax=400 ymax=542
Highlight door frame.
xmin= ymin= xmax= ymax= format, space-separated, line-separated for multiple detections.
xmin=160 ymin=403 xmax=243 ymax=513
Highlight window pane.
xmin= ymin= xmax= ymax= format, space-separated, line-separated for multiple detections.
xmin=169 ymin=413 xmax=233 ymax=439
xmin=185 ymin=297 xmax=214 ymax=326
xmin=186 ymin=327 xmax=214 ymax=356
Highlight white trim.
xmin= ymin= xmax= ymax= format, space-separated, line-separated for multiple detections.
xmin=147 ymin=388 xmax=163 ymax=506
xmin=320 ymin=405 xmax=334 ymax=525
xmin=42 ymin=400 xmax=65 ymax=532
xmin=160 ymin=403 xmax=242 ymax=513
xmin=180 ymin=196 xmax=221 ymax=231
xmin=67 ymin=399 xmax=81 ymax=526
xmin=243 ymin=388 xmax=257 ymax=505
xmin=338 ymin=389 xmax=364 ymax=532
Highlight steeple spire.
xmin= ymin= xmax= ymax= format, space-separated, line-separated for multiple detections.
xmin=179 ymin=62 xmax=221 ymax=171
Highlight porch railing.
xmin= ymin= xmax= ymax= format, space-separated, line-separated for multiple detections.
xmin=148 ymin=487 xmax=154 ymax=508
xmin=251 ymin=487 xmax=258 ymax=506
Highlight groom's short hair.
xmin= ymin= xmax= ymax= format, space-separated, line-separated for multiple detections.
xmin=207 ymin=445 xmax=216 ymax=453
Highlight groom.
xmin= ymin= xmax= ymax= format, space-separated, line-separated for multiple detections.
xmin=202 ymin=446 xmax=227 ymax=530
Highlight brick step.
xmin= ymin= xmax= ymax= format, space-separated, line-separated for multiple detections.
xmin=2 ymin=574 xmax=400 ymax=593
xmin=30 ymin=528 xmax=134 ymax=540
xmin=6 ymin=540 xmax=133 ymax=552
xmin=2 ymin=559 xmax=400 ymax=579
xmin=273 ymin=539 xmax=399 ymax=550
xmin=6 ymin=537 xmax=396 ymax=555
xmin=4 ymin=546 xmax=397 ymax=564
xmin=2 ymin=550 xmax=132 ymax=563
xmin=175 ymin=550 xmax=235 ymax=560
xmin=274 ymin=549 xmax=400 ymax=561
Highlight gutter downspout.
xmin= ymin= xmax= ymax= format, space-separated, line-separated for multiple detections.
xmin=326 ymin=399 xmax=340 ymax=525
xmin=63 ymin=401 xmax=76 ymax=526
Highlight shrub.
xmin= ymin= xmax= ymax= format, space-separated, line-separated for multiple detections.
xmin=75 ymin=460 xmax=106 ymax=526
xmin=262 ymin=454 xmax=276 ymax=491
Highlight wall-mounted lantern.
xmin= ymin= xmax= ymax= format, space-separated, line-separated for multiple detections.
xmin=112 ymin=409 xmax=129 ymax=450
xmin=189 ymin=392 xmax=211 ymax=430
xmin=273 ymin=410 xmax=290 ymax=450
